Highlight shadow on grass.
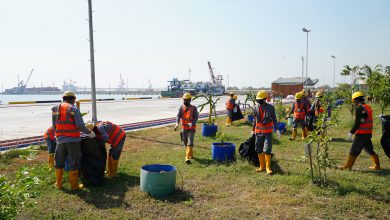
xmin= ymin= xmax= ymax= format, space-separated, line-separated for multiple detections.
xmin=70 ymin=173 xmax=139 ymax=209
xmin=331 ymin=137 xmax=350 ymax=143
xmin=193 ymin=157 xmax=214 ymax=165
xmin=323 ymin=179 xmax=390 ymax=203
xmin=128 ymin=135 xmax=180 ymax=146
xmin=360 ymin=168 xmax=390 ymax=177
xmin=271 ymin=158 xmax=285 ymax=175
xmin=152 ymin=187 xmax=194 ymax=203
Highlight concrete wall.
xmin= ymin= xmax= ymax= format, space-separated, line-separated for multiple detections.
xmin=271 ymin=83 xmax=303 ymax=98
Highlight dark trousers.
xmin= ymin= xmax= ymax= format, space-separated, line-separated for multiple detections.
xmin=109 ymin=137 xmax=125 ymax=160
xmin=350 ymin=134 xmax=376 ymax=157
xmin=46 ymin=138 xmax=56 ymax=154
xmin=182 ymin=129 xmax=195 ymax=147
xmin=55 ymin=142 xmax=82 ymax=171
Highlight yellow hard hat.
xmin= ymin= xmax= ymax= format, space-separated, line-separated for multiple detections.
xmin=295 ymin=92 xmax=303 ymax=100
xmin=233 ymin=95 xmax=238 ymax=100
xmin=85 ymin=123 xmax=94 ymax=131
xmin=315 ymin=91 xmax=324 ymax=98
xmin=183 ymin=92 xmax=192 ymax=99
xmin=352 ymin=91 xmax=364 ymax=101
xmin=256 ymin=90 xmax=267 ymax=100
xmin=62 ymin=91 xmax=76 ymax=98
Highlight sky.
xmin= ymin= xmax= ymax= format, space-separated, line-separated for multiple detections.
xmin=1 ymin=0 xmax=389 ymax=91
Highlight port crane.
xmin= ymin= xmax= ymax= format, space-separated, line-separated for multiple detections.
xmin=17 ymin=69 xmax=34 ymax=93
xmin=207 ymin=61 xmax=223 ymax=85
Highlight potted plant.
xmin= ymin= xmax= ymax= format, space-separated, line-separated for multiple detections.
xmin=211 ymin=131 xmax=235 ymax=162
xmin=193 ymin=94 xmax=220 ymax=137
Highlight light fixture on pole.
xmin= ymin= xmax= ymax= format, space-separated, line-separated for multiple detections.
xmin=331 ymin=55 xmax=336 ymax=88
xmin=302 ymin=28 xmax=311 ymax=87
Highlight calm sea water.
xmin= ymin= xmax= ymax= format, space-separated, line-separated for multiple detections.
xmin=0 ymin=94 xmax=160 ymax=104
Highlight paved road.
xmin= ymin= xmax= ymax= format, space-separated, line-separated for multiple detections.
xmin=0 ymin=96 xmax=246 ymax=141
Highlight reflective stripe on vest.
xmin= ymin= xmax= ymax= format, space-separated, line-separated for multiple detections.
xmin=53 ymin=103 xmax=80 ymax=138
xmin=356 ymin=104 xmax=373 ymax=135
xmin=44 ymin=127 xmax=55 ymax=140
xmin=294 ymin=102 xmax=306 ymax=120
xmin=181 ymin=105 xmax=196 ymax=130
xmin=226 ymin=97 xmax=234 ymax=110
xmin=255 ymin=105 xmax=274 ymax=134
xmin=106 ymin=122 xmax=126 ymax=147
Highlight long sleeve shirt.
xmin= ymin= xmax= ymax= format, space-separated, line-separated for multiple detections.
xmin=96 ymin=123 xmax=112 ymax=143
xmin=252 ymin=103 xmax=278 ymax=131
xmin=52 ymin=103 xmax=90 ymax=144
xmin=350 ymin=104 xmax=367 ymax=134
xmin=176 ymin=104 xmax=199 ymax=125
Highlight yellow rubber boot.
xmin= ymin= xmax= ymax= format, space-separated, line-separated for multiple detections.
xmin=289 ymin=128 xmax=297 ymax=141
xmin=339 ymin=155 xmax=357 ymax=170
xmin=255 ymin=153 xmax=266 ymax=172
xmin=225 ymin=117 xmax=230 ymax=126
xmin=185 ymin=146 xmax=191 ymax=164
xmin=48 ymin=154 xmax=54 ymax=168
xmin=107 ymin=156 xmax=119 ymax=179
xmin=188 ymin=147 xmax=194 ymax=159
xmin=265 ymin=154 xmax=273 ymax=175
xmin=303 ymin=127 xmax=309 ymax=139
xmin=55 ymin=168 xmax=64 ymax=189
xmin=229 ymin=117 xmax=233 ymax=126
xmin=69 ymin=170 xmax=83 ymax=190
xmin=369 ymin=154 xmax=380 ymax=170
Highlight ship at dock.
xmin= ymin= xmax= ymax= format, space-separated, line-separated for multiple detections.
xmin=161 ymin=61 xmax=225 ymax=98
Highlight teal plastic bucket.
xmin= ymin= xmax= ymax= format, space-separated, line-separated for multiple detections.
xmin=287 ymin=117 xmax=293 ymax=127
xmin=140 ymin=164 xmax=177 ymax=199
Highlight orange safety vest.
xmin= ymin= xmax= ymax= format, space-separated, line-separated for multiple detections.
xmin=355 ymin=104 xmax=373 ymax=135
xmin=294 ymin=101 xmax=306 ymax=120
xmin=255 ymin=105 xmax=274 ymax=134
xmin=226 ymin=97 xmax=234 ymax=110
xmin=314 ymin=101 xmax=324 ymax=117
xmin=44 ymin=126 xmax=55 ymax=140
xmin=181 ymin=105 xmax=196 ymax=130
xmin=97 ymin=121 xmax=126 ymax=147
xmin=53 ymin=103 xmax=80 ymax=138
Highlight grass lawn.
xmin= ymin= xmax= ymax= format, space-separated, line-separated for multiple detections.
xmin=1 ymin=104 xmax=389 ymax=219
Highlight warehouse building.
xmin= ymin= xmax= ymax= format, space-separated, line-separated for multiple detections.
xmin=271 ymin=77 xmax=318 ymax=98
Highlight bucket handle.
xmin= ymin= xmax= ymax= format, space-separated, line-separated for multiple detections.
xmin=176 ymin=166 xmax=185 ymax=191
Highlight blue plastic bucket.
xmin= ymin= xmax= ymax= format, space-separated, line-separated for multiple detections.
xmin=248 ymin=115 xmax=254 ymax=122
xmin=202 ymin=123 xmax=218 ymax=137
xmin=211 ymin=142 xmax=236 ymax=162
xmin=278 ymin=122 xmax=287 ymax=133
xmin=140 ymin=164 xmax=177 ymax=199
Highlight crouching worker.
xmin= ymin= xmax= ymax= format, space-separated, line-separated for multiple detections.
xmin=52 ymin=91 xmax=96 ymax=190
xmin=44 ymin=126 xmax=56 ymax=168
xmin=94 ymin=121 xmax=126 ymax=179
xmin=340 ymin=92 xmax=380 ymax=170
xmin=252 ymin=90 xmax=278 ymax=175
xmin=175 ymin=93 xmax=199 ymax=164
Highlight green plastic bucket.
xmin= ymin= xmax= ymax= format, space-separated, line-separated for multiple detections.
xmin=287 ymin=117 xmax=293 ymax=127
xmin=140 ymin=164 xmax=177 ymax=199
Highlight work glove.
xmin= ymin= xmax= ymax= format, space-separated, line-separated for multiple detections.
xmin=88 ymin=131 xmax=96 ymax=139
xmin=251 ymin=131 xmax=255 ymax=136
xmin=174 ymin=123 xmax=179 ymax=131
xmin=347 ymin=132 xmax=353 ymax=141
xmin=188 ymin=123 xmax=193 ymax=128
xmin=276 ymin=130 xmax=281 ymax=139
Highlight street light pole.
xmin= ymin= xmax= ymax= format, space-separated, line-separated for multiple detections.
xmin=87 ymin=0 xmax=97 ymax=122
xmin=301 ymin=56 xmax=304 ymax=78
xmin=331 ymin=55 xmax=336 ymax=88
xmin=302 ymin=28 xmax=311 ymax=87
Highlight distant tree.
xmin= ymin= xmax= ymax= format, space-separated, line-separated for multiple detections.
xmin=226 ymin=86 xmax=239 ymax=90
xmin=242 ymin=86 xmax=254 ymax=90
xmin=340 ymin=65 xmax=365 ymax=91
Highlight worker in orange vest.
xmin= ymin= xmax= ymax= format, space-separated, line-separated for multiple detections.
xmin=94 ymin=121 xmax=126 ymax=178
xmin=175 ymin=93 xmax=199 ymax=164
xmin=287 ymin=92 xmax=309 ymax=140
xmin=340 ymin=92 xmax=380 ymax=170
xmin=251 ymin=90 xmax=279 ymax=175
xmin=52 ymin=91 xmax=96 ymax=190
xmin=44 ymin=126 xmax=56 ymax=168
xmin=225 ymin=92 xmax=235 ymax=126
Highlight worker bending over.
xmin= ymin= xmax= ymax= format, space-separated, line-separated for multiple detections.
xmin=52 ymin=91 xmax=95 ymax=190
xmin=94 ymin=121 xmax=126 ymax=178
xmin=340 ymin=92 xmax=380 ymax=170
xmin=252 ymin=90 xmax=278 ymax=175
xmin=287 ymin=92 xmax=309 ymax=140
xmin=44 ymin=126 xmax=56 ymax=168
xmin=225 ymin=92 xmax=235 ymax=126
xmin=175 ymin=93 xmax=199 ymax=164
